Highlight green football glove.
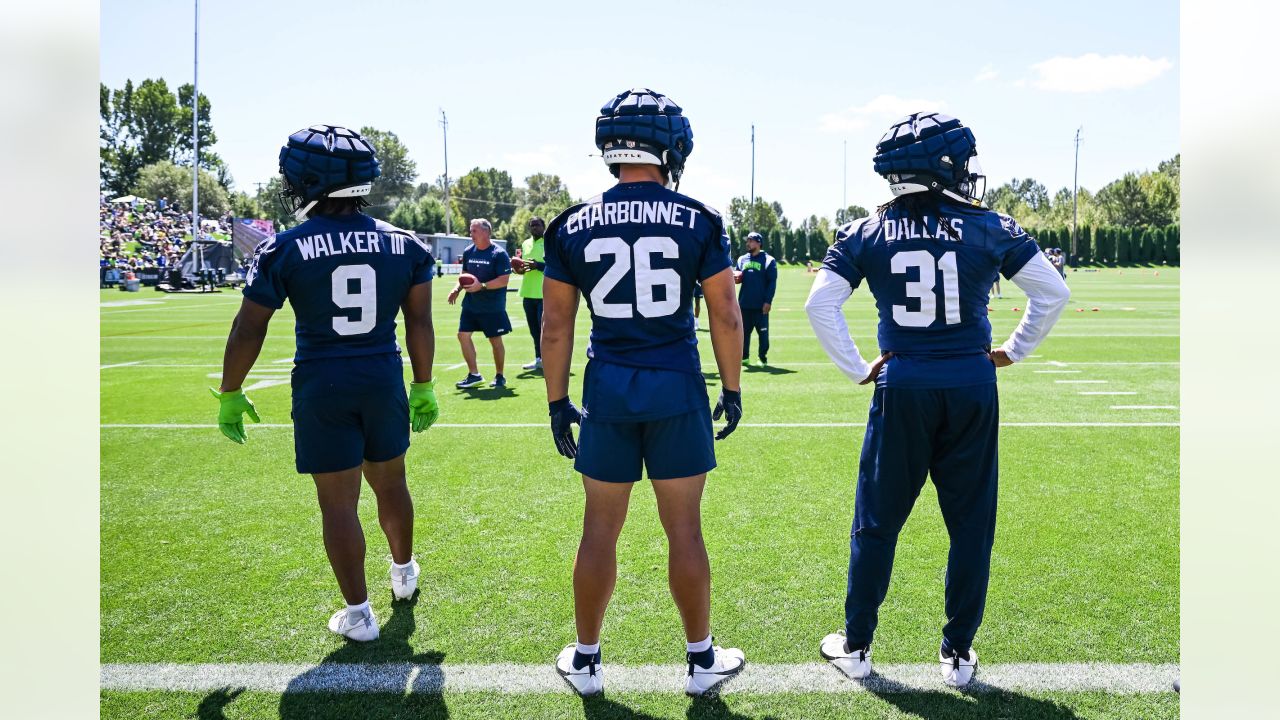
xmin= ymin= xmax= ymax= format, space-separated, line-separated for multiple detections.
xmin=408 ymin=379 xmax=440 ymax=432
xmin=210 ymin=387 xmax=260 ymax=444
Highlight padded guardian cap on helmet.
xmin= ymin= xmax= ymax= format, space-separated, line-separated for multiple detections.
xmin=279 ymin=125 xmax=381 ymax=221
xmin=873 ymin=112 xmax=986 ymax=206
xmin=595 ymin=88 xmax=694 ymax=190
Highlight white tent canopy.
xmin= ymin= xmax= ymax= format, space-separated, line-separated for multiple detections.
xmin=110 ymin=195 xmax=151 ymax=204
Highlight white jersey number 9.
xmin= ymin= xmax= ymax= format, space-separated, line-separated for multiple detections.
xmin=331 ymin=264 xmax=377 ymax=335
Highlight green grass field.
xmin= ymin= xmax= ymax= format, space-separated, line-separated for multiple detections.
xmin=100 ymin=266 xmax=1179 ymax=718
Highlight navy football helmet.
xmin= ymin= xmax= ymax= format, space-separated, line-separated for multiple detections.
xmin=873 ymin=112 xmax=986 ymax=206
xmin=279 ymin=125 xmax=381 ymax=221
xmin=595 ymin=88 xmax=694 ymax=190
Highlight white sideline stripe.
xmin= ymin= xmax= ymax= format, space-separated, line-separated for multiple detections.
xmin=99 ymin=661 xmax=1179 ymax=694
xmin=99 ymin=422 xmax=1181 ymax=429
xmin=100 ymin=361 xmax=141 ymax=370
xmin=1055 ymin=380 xmax=1108 ymax=384
xmin=1079 ymin=392 xmax=1138 ymax=396
xmin=1112 ymin=405 xmax=1178 ymax=410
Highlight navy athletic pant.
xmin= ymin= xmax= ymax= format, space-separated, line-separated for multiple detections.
xmin=523 ymin=297 xmax=543 ymax=359
xmin=740 ymin=308 xmax=769 ymax=360
xmin=844 ymin=383 xmax=1000 ymax=653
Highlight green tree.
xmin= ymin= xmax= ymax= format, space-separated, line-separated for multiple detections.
xmin=252 ymin=177 xmax=295 ymax=230
xmin=727 ymin=197 xmax=784 ymax=236
xmin=358 ymin=127 xmax=418 ymax=215
xmin=1164 ymin=225 xmax=1180 ymax=265
xmin=229 ymin=191 xmax=263 ymax=219
xmin=175 ymin=83 xmax=218 ymax=172
xmin=454 ymin=167 xmax=518 ymax=226
xmin=134 ymin=160 xmax=229 ymax=218
xmin=130 ymin=79 xmax=181 ymax=167
xmin=1116 ymin=227 xmax=1132 ymax=264
xmin=100 ymin=80 xmax=145 ymax=195
xmin=523 ymin=173 xmax=573 ymax=211
xmin=389 ymin=195 xmax=448 ymax=234
xmin=834 ymin=205 xmax=869 ymax=225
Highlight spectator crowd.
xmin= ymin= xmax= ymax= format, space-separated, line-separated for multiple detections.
xmin=99 ymin=195 xmax=233 ymax=286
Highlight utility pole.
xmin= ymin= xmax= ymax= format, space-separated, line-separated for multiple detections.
xmin=1072 ymin=126 xmax=1082 ymax=262
xmin=749 ymin=124 xmax=756 ymax=233
xmin=440 ymin=109 xmax=451 ymax=235
xmin=191 ymin=0 xmax=202 ymax=276
xmin=842 ymin=139 xmax=847 ymax=217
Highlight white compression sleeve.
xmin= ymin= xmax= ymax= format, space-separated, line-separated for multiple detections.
xmin=804 ymin=268 xmax=872 ymax=382
xmin=999 ymin=252 xmax=1072 ymax=362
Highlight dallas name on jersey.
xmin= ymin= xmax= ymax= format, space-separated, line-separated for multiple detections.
xmin=244 ymin=213 xmax=435 ymax=362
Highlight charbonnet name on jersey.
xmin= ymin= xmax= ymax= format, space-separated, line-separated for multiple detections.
xmin=294 ymin=231 xmax=419 ymax=261
xmin=563 ymin=200 xmax=703 ymax=235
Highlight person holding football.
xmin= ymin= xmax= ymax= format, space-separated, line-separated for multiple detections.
xmin=541 ymin=88 xmax=747 ymax=697
xmin=805 ymin=112 xmax=1070 ymax=687
xmin=212 ymin=125 xmax=439 ymax=642
xmin=448 ymin=218 xmax=512 ymax=389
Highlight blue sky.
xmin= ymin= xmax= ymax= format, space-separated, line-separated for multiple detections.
xmin=100 ymin=0 xmax=1178 ymax=223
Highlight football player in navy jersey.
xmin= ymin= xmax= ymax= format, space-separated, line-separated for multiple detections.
xmin=541 ymin=89 xmax=747 ymax=697
xmin=212 ymin=125 xmax=440 ymax=642
xmin=805 ymin=113 xmax=1070 ymax=687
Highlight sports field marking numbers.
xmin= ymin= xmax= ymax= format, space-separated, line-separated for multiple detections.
xmin=890 ymin=250 xmax=959 ymax=327
xmin=331 ymin=264 xmax=376 ymax=335
xmin=585 ymin=236 xmax=682 ymax=319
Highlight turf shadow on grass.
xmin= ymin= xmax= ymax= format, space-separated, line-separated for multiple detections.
xmin=869 ymin=676 xmax=1083 ymax=720
xmin=196 ymin=596 xmax=451 ymax=719
xmin=457 ymin=385 xmax=519 ymax=401
xmin=743 ymin=364 xmax=798 ymax=376
xmin=580 ymin=693 xmax=780 ymax=720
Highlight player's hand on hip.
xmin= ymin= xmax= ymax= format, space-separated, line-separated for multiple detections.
xmin=990 ymin=349 xmax=1014 ymax=368
xmin=712 ymin=388 xmax=742 ymax=440
xmin=548 ymin=397 xmax=582 ymax=459
xmin=210 ymin=387 xmax=260 ymax=444
xmin=859 ymin=352 xmax=894 ymax=386
xmin=408 ymin=379 xmax=440 ymax=432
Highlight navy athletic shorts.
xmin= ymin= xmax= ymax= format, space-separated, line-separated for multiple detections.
xmin=459 ymin=308 xmax=512 ymax=338
xmin=290 ymin=353 xmax=409 ymax=474
xmin=575 ymin=404 xmax=716 ymax=483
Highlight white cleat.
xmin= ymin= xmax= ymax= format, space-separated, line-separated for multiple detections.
xmin=940 ymin=646 xmax=978 ymax=688
xmin=522 ymin=358 xmax=542 ymax=371
xmin=390 ymin=558 xmax=420 ymax=600
xmin=328 ymin=606 xmax=379 ymax=642
xmin=820 ymin=632 xmax=873 ymax=679
xmin=555 ymin=644 xmax=603 ymax=697
xmin=685 ymin=645 xmax=746 ymax=696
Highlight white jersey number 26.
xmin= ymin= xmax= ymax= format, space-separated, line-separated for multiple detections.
xmin=585 ymin=236 xmax=680 ymax=319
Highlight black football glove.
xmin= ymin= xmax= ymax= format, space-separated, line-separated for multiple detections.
xmin=712 ymin=389 xmax=742 ymax=440
xmin=548 ymin=397 xmax=583 ymax=459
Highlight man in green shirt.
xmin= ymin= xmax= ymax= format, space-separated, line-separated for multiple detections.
xmin=514 ymin=216 xmax=546 ymax=370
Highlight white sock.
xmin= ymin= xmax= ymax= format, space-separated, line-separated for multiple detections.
xmin=346 ymin=600 xmax=370 ymax=616
xmin=392 ymin=559 xmax=415 ymax=570
xmin=576 ymin=641 xmax=600 ymax=657
xmin=687 ymin=634 xmax=712 ymax=653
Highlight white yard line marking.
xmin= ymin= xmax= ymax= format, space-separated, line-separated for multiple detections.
xmin=100 ymin=300 xmax=164 ymax=308
xmin=445 ymin=362 xmax=467 ymax=371
xmin=100 ymin=422 xmax=1181 ymax=429
xmin=1079 ymin=391 xmax=1138 ymax=395
xmin=100 ymin=301 xmax=242 ymax=315
xmin=99 ymin=361 xmax=141 ymax=370
xmin=1111 ymin=405 xmax=1178 ymax=410
xmin=1055 ymin=380 xmax=1108 ymax=384
xmin=1034 ymin=370 xmax=1081 ymax=374
xmin=99 ymin=661 xmax=1179 ymax=694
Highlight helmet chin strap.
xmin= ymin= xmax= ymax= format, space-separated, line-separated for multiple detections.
xmin=294 ymin=199 xmax=319 ymax=222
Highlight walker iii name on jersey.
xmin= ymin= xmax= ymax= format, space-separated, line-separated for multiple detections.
xmin=245 ymin=213 xmax=434 ymax=361
xmin=545 ymin=182 xmax=732 ymax=374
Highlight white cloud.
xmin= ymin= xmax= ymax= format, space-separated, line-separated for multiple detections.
xmin=975 ymin=64 xmax=999 ymax=83
xmin=1030 ymin=53 xmax=1173 ymax=93
xmin=818 ymin=94 xmax=947 ymax=133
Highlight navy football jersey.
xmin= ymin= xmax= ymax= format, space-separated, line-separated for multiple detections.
xmin=460 ymin=243 xmax=511 ymax=313
xmin=822 ymin=201 xmax=1040 ymax=387
xmin=243 ymin=212 xmax=434 ymax=361
xmin=544 ymin=182 xmax=732 ymax=375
